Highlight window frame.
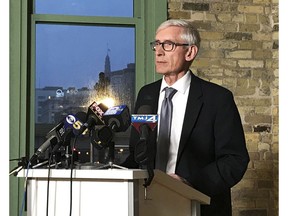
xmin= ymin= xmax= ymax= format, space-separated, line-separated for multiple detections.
xmin=10 ymin=0 xmax=167 ymax=215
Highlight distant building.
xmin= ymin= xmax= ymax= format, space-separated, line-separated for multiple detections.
xmin=35 ymin=52 xmax=135 ymax=124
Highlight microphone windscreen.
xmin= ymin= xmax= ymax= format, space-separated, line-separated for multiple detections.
xmin=75 ymin=111 xmax=87 ymax=123
xmin=137 ymin=105 xmax=153 ymax=114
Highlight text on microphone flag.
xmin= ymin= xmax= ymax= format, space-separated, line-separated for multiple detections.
xmin=131 ymin=114 xmax=158 ymax=123
xmin=131 ymin=114 xmax=158 ymax=133
xmin=104 ymin=105 xmax=127 ymax=116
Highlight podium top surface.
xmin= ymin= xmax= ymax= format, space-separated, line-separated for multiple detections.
xmin=17 ymin=168 xmax=149 ymax=180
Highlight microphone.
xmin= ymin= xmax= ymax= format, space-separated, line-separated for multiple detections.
xmin=29 ymin=112 xmax=86 ymax=163
xmin=75 ymin=102 xmax=108 ymax=135
xmin=102 ymin=105 xmax=131 ymax=132
xmin=131 ymin=105 xmax=158 ymax=187
xmin=29 ymin=136 xmax=59 ymax=164
xmin=131 ymin=105 xmax=158 ymax=164
xmin=90 ymin=125 xmax=114 ymax=150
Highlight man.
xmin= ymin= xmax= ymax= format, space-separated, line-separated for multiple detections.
xmin=122 ymin=19 xmax=250 ymax=215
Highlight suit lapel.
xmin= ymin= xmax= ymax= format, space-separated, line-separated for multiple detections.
xmin=177 ymin=73 xmax=203 ymax=163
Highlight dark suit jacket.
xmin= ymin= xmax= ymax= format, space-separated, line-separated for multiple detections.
xmin=122 ymin=71 xmax=250 ymax=216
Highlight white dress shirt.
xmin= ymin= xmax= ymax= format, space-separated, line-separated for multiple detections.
xmin=157 ymin=71 xmax=191 ymax=173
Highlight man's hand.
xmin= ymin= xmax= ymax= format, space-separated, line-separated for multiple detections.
xmin=168 ymin=173 xmax=191 ymax=186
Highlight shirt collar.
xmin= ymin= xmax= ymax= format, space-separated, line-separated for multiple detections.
xmin=160 ymin=70 xmax=191 ymax=94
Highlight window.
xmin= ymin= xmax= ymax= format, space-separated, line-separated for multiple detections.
xmin=35 ymin=0 xmax=134 ymax=17
xmin=32 ymin=1 xmax=138 ymax=165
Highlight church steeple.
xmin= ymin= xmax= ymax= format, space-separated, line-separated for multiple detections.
xmin=104 ymin=45 xmax=111 ymax=75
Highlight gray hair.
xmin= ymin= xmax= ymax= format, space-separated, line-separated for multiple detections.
xmin=156 ymin=19 xmax=201 ymax=49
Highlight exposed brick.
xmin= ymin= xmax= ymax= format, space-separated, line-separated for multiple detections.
xmin=255 ymin=198 xmax=274 ymax=209
xmin=262 ymin=41 xmax=274 ymax=49
xmin=200 ymin=31 xmax=224 ymax=40
xmin=225 ymin=50 xmax=252 ymax=59
xmin=234 ymin=178 xmax=256 ymax=189
xmin=244 ymin=133 xmax=260 ymax=151
xmin=238 ymin=5 xmax=264 ymax=14
xmin=217 ymin=14 xmax=232 ymax=22
xmin=245 ymin=14 xmax=258 ymax=24
xmin=272 ymin=41 xmax=278 ymax=49
xmin=258 ymin=180 xmax=273 ymax=189
xmin=190 ymin=12 xmax=205 ymax=21
xmin=221 ymin=59 xmax=237 ymax=68
xmin=231 ymin=0 xmax=253 ymax=3
xmin=210 ymin=41 xmax=238 ymax=49
xmin=242 ymin=124 xmax=253 ymax=133
xmin=205 ymin=13 xmax=216 ymax=21
xmin=272 ymin=31 xmax=278 ymax=40
xmin=232 ymin=14 xmax=244 ymax=22
xmin=272 ymin=24 xmax=278 ymax=32
xmin=272 ymin=50 xmax=278 ymax=59
xmin=238 ymin=41 xmax=262 ymax=49
xmin=253 ymin=50 xmax=272 ymax=59
xmin=191 ymin=21 xmax=212 ymax=30
xmin=237 ymin=98 xmax=271 ymax=106
xmin=253 ymin=0 xmax=270 ymax=3
xmin=168 ymin=0 xmax=278 ymax=215
xmin=211 ymin=2 xmax=230 ymax=13
xmin=196 ymin=58 xmax=222 ymax=68
xmin=168 ymin=2 xmax=181 ymax=11
xmin=260 ymin=133 xmax=273 ymax=144
xmin=254 ymin=161 xmax=273 ymax=171
xmin=232 ymin=199 xmax=256 ymax=208
xmin=238 ymin=60 xmax=264 ymax=68
xmin=168 ymin=11 xmax=191 ymax=19
xmin=247 ymin=152 xmax=260 ymax=161
xmin=225 ymin=32 xmax=252 ymax=40
xmin=212 ymin=22 xmax=238 ymax=32
xmin=200 ymin=50 xmax=224 ymax=58
xmin=245 ymin=114 xmax=272 ymax=124
xmin=239 ymin=23 xmax=261 ymax=32
xmin=239 ymin=209 xmax=267 ymax=216
xmin=253 ymin=125 xmax=271 ymax=133
xmin=234 ymin=86 xmax=256 ymax=96
xmin=183 ymin=3 xmax=209 ymax=11
xmin=239 ymin=189 xmax=270 ymax=199
xmin=265 ymin=59 xmax=278 ymax=69
xmin=253 ymin=33 xmax=272 ymax=41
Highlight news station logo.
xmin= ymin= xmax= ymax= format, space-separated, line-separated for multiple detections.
xmin=131 ymin=114 xmax=158 ymax=123
xmin=131 ymin=114 xmax=158 ymax=132
xmin=104 ymin=105 xmax=127 ymax=116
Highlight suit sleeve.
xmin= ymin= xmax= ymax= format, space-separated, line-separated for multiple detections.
xmin=192 ymin=91 xmax=250 ymax=196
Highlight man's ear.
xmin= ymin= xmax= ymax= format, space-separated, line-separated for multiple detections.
xmin=185 ymin=45 xmax=198 ymax=61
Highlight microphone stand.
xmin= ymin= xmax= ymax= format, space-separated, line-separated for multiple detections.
xmin=9 ymin=157 xmax=28 ymax=176
xmin=75 ymin=129 xmax=106 ymax=170
xmin=97 ymin=141 xmax=127 ymax=170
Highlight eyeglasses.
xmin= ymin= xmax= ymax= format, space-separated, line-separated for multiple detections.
xmin=150 ymin=40 xmax=190 ymax=52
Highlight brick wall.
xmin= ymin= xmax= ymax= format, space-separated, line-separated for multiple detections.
xmin=168 ymin=0 xmax=279 ymax=215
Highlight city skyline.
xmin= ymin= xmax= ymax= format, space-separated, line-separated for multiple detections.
xmin=36 ymin=24 xmax=135 ymax=89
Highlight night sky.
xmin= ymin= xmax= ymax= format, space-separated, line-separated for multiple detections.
xmin=35 ymin=0 xmax=135 ymax=89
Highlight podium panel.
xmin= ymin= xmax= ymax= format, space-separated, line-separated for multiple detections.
xmin=18 ymin=169 xmax=210 ymax=216
xmin=138 ymin=170 xmax=210 ymax=216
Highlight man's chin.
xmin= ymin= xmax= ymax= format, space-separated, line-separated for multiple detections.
xmin=155 ymin=69 xmax=167 ymax=75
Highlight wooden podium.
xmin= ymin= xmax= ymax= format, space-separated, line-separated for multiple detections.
xmin=17 ymin=168 xmax=210 ymax=216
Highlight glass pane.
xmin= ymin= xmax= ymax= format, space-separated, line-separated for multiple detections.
xmin=35 ymin=0 xmax=133 ymax=17
xmin=35 ymin=24 xmax=135 ymax=165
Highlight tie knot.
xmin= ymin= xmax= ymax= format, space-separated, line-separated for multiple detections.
xmin=164 ymin=87 xmax=177 ymax=100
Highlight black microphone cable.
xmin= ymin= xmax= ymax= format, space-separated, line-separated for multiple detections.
xmin=69 ymin=136 xmax=78 ymax=216
xmin=45 ymin=152 xmax=54 ymax=216
xmin=19 ymin=161 xmax=30 ymax=216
